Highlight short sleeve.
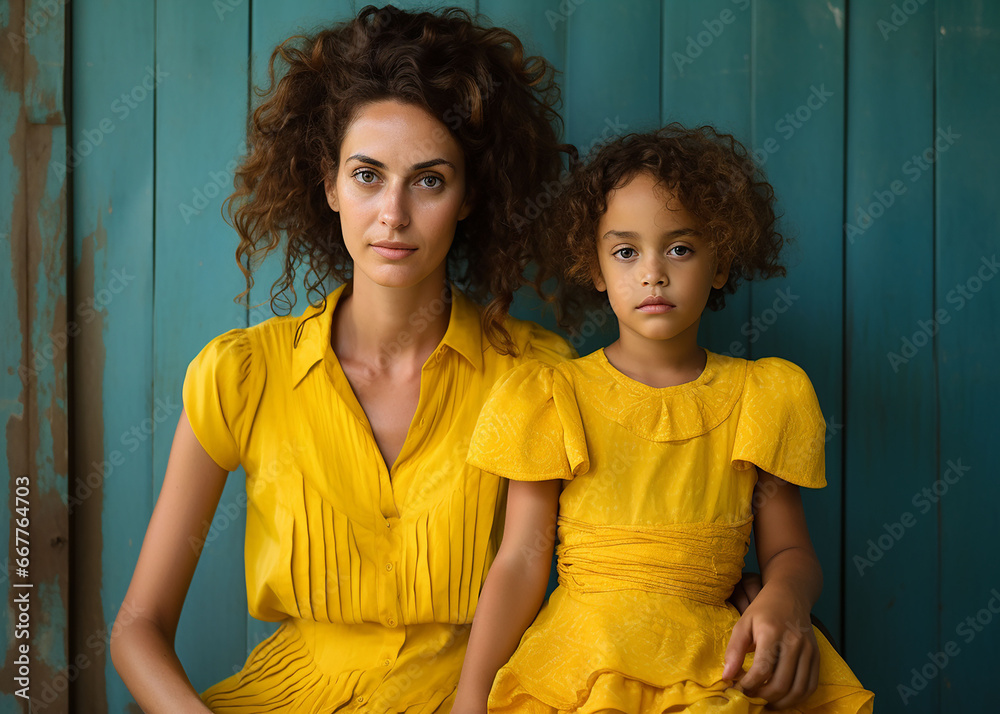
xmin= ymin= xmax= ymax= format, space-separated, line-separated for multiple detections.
xmin=520 ymin=320 xmax=578 ymax=367
xmin=731 ymin=357 xmax=827 ymax=488
xmin=467 ymin=360 xmax=589 ymax=481
xmin=182 ymin=328 xmax=262 ymax=472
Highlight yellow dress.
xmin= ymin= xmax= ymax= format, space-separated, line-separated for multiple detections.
xmin=181 ymin=282 xmax=575 ymax=713
xmin=466 ymin=349 xmax=875 ymax=713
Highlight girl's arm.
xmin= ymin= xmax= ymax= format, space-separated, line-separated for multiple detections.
xmin=722 ymin=468 xmax=822 ymax=709
xmin=451 ymin=478 xmax=561 ymax=713
xmin=109 ymin=409 xmax=227 ymax=713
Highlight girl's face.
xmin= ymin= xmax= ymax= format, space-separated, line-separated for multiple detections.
xmin=593 ymin=172 xmax=729 ymax=345
xmin=325 ymin=99 xmax=473 ymax=290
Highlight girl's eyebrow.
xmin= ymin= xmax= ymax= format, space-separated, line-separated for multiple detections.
xmin=601 ymin=228 xmax=700 ymax=241
xmin=346 ymin=154 xmax=456 ymax=171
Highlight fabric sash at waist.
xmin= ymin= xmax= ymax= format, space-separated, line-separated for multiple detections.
xmin=555 ymin=516 xmax=753 ymax=606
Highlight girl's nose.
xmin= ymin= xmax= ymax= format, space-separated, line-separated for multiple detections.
xmin=641 ymin=259 xmax=668 ymax=287
xmin=379 ymin=184 xmax=409 ymax=229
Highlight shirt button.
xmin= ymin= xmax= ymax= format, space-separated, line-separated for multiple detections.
xmin=385 ymin=563 xmax=393 ymax=571
xmin=383 ymin=659 xmax=391 ymax=667
xmin=419 ymin=418 xmax=426 ymax=427
xmin=356 ymin=696 xmax=365 ymax=704
xmin=387 ymin=618 xmax=397 ymax=627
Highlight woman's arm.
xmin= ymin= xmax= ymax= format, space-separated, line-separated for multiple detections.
xmin=722 ymin=468 xmax=822 ymax=709
xmin=451 ymin=478 xmax=561 ymax=713
xmin=109 ymin=409 xmax=229 ymax=713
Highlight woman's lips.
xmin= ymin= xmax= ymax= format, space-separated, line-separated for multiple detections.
xmin=371 ymin=242 xmax=417 ymax=260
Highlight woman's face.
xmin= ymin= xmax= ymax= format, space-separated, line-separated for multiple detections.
xmin=325 ymin=99 xmax=473 ymax=290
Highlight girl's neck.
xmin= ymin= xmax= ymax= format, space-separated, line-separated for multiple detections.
xmin=332 ymin=270 xmax=451 ymax=372
xmin=604 ymin=321 xmax=706 ymax=389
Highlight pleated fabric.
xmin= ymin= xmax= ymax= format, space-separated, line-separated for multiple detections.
xmin=181 ymin=282 xmax=576 ymax=712
xmin=466 ymin=349 xmax=875 ymax=713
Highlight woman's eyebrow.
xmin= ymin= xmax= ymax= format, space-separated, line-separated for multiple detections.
xmin=346 ymin=154 xmax=455 ymax=171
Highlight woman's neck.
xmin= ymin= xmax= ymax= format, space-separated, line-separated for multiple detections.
xmin=332 ymin=271 xmax=452 ymax=373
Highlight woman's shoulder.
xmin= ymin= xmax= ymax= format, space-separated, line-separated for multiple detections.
xmin=498 ymin=313 xmax=578 ymax=368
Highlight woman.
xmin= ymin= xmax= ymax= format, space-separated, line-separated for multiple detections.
xmin=110 ymin=6 xmax=573 ymax=712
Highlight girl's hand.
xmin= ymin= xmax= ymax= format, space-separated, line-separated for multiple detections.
xmin=722 ymin=581 xmax=820 ymax=709
xmin=449 ymin=699 xmax=487 ymax=714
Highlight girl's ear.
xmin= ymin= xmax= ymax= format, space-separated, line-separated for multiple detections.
xmin=712 ymin=252 xmax=732 ymax=290
xmin=324 ymin=175 xmax=339 ymax=213
xmin=591 ymin=262 xmax=608 ymax=292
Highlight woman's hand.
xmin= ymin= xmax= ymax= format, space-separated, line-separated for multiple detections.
xmin=722 ymin=581 xmax=820 ymax=709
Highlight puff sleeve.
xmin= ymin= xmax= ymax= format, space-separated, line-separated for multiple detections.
xmin=520 ymin=320 xmax=579 ymax=367
xmin=182 ymin=328 xmax=263 ymax=472
xmin=467 ymin=360 xmax=589 ymax=481
xmin=731 ymin=357 xmax=827 ymax=488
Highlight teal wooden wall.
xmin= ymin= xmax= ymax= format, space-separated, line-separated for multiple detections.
xmin=1 ymin=0 xmax=996 ymax=712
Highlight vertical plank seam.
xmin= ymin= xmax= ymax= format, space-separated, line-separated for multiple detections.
xmin=839 ymin=0 xmax=850 ymax=654
xmin=932 ymin=0 xmax=941 ymax=710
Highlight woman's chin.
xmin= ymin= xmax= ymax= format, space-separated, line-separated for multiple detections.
xmin=355 ymin=261 xmax=445 ymax=291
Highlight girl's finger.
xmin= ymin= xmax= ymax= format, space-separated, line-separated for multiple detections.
xmin=755 ymin=636 xmax=800 ymax=703
xmin=738 ymin=634 xmax=777 ymax=692
xmin=722 ymin=620 xmax=754 ymax=681
xmin=770 ymin=642 xmax=814 ymax=709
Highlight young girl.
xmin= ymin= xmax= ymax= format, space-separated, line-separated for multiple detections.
xmin=453 ymin=125 xmax=875 ymax=713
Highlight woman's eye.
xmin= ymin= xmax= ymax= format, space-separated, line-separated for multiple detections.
xmin=354 ymin=169 xmax=378 ymax=184
xmin=613 ymin=247 xmax=637 ymax=260
xmin=419 ymin=175 xmax=442 ymax=189
xmin=669 ymin=245 xmax=692 ymax=257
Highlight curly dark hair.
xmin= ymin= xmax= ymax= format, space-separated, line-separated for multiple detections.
xmin=224 ymin=4 xmax=570 ymax=354
xmin=548 ymin=123 xmax=786 ymax=328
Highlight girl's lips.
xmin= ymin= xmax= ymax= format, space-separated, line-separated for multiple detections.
xmin=371 ymin=244 xmax=417 ymax=260
xmin=637 ymin=303 xmax=675 ymax=314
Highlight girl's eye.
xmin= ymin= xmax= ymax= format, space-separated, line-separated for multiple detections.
xmin=669 ymin=245 xmax=692 ymax=257
xmin=613 ymin=247 xmax=637 ymax=260
xmin=354 ymin=169 xmax=378 ymax=184
xmin=419 ymin=175 xmax=443 ymax=189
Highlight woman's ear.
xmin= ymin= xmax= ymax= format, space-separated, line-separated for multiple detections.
xmin=458 ymin=187 xmax=475 ymax=221
xmin=324 ymin=175 xmax=339 ymax=213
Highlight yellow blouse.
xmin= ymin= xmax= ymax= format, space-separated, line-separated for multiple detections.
xmin=466 ymin=349 xmax=874 ymax=713
xmin=181 ymin=282 xmax=575 ymax=713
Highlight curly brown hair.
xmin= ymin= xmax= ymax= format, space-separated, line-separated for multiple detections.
xmin=550 ymin=123 xmax=786 ymax=327
xmin=225 ymin=4 xmax=570 ymax=354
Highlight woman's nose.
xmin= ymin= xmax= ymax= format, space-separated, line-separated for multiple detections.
xmin=379 ymin=184 xmax=409 ymax=229
xmin=641 ymin=258 xmax=668 ymax=287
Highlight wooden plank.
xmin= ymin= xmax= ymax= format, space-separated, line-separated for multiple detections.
xmin=1 ymin=1 xmax=32 ymax=710
xmin=661 ymin=0 xmax=753 ymax=361
xmin=843 ymin=0 xmax=937 ymax=708
xmin=750 ymin=0 xmax=846 ymax=637
xmin=563 ymin=0 xmax=661 ymax=357
xmin=246 ymin=0 xmax=356 ymax=330
xmin=69 ymin=1 xmax=156 ymax=711
xmin=477 ymin=0 xmax=568 ymax=335
xmin=152 ymin=0 xmax=251 ymax=692
xmin=23 ymin=0 xmax=66 ymax=124
xmin=1 ymin=0 xmax=70 ymax=710
xmin=936 ymin=1 xmax=1000 ymax=710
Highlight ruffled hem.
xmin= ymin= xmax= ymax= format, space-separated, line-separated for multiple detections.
xmin=489 ymin=670 xmax=875 ymax=714
xmin=201 ymin=622 xmax=455 ymax=713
